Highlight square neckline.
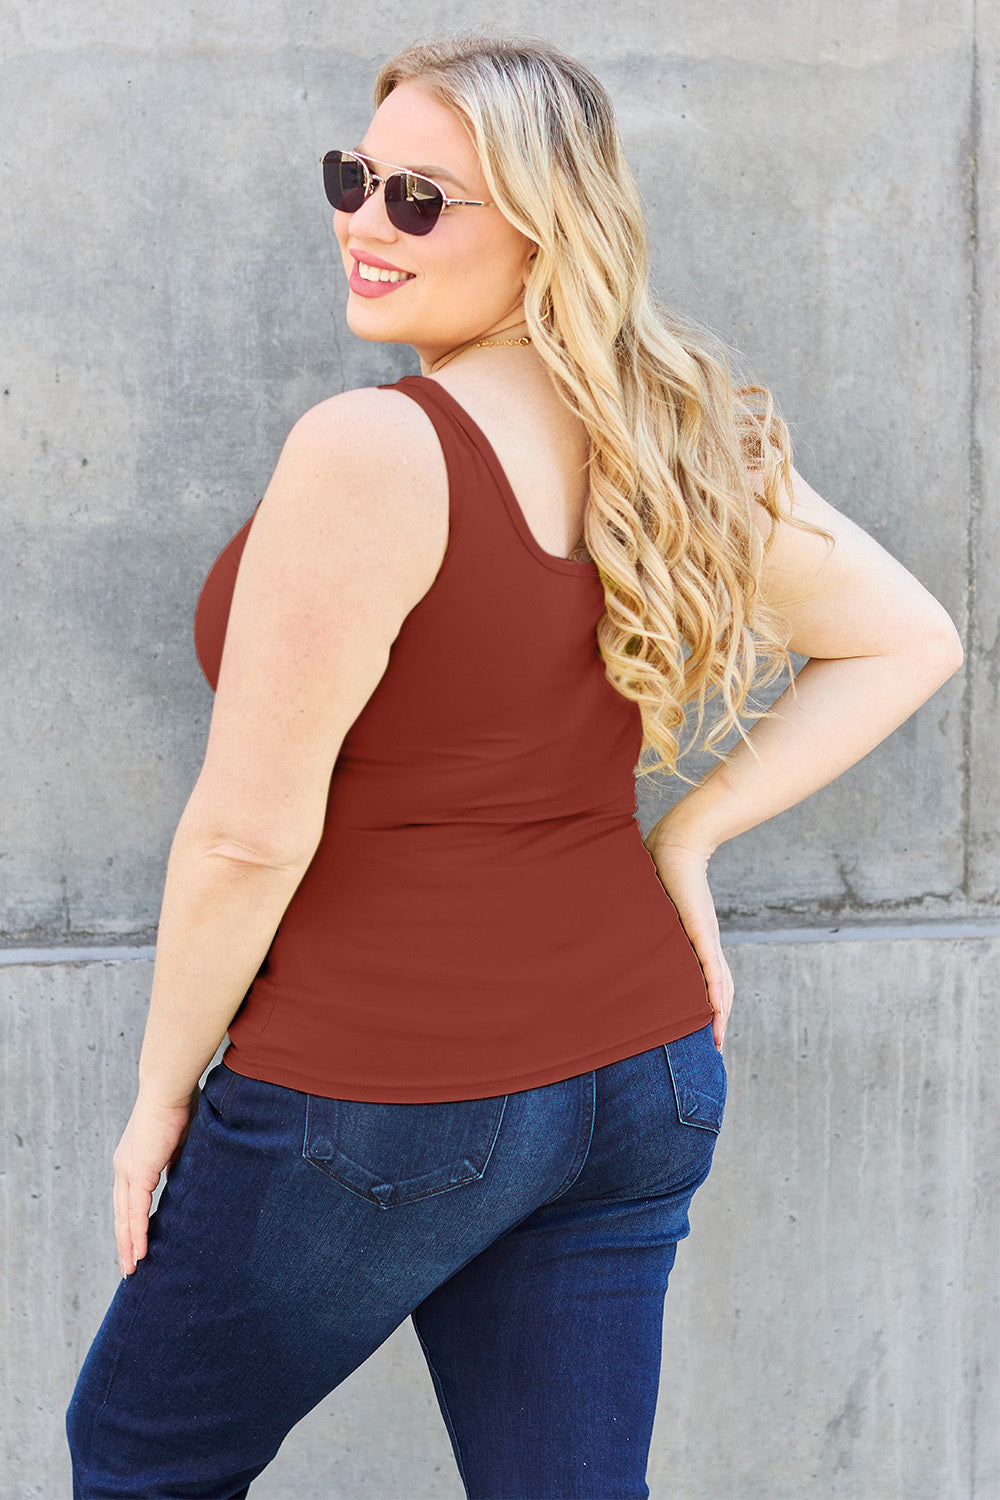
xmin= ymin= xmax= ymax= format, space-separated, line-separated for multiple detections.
xmin=407 ymin=375 xmax=599 ymax=579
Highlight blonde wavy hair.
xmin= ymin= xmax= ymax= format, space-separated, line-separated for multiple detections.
xmin=375 ymin=32 xmax=799 ymax=779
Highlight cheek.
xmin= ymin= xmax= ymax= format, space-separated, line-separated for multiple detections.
xmin=461 ymin=244 xmax=529 ymax=300
xmin=439 ymin=228 xmax=524 ymax=290
xmin=467 ymin=223 xmax=535 ymax=286
xmin=334 ymin=211 xmax=352 ymax=256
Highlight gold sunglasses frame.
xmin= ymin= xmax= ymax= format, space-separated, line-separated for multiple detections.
xmin=321 ymin=148 xmax=495 ymax=219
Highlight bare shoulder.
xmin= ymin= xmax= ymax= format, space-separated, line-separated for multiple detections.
xmin=292 ymin=382 xmax=437 ymax=435
xmin=257 ymin=384 xmax=449 ymax=597
xmin=284 ymin=384 xmax=445 ymax=494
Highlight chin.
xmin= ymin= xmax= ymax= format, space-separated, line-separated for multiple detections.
xmin=345 ymin=322 xmax=387 ymax=343
xmin=344 ymin=311 xmax=399 ymax=344
xmin=344 ymin=302 xmax=416 ymax=346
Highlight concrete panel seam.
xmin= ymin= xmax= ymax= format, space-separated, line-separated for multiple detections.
xmin=964 ymin=1 xmax=983 ymax=898
xmin=2 ymin=923 xmax=998 ymax=967
xmin=0 ymin=945 xmax=158 ymax=966
xmin=723 ymin=921 xmax=999 ymax=944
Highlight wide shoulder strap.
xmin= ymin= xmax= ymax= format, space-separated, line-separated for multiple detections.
xmin=382 ymin=374 xmax=502 ymax=479
xmin=377 ymin=374 xmax=489 ymax=558
xmin=378 ymin=374 xmax=477 ymax=455
xmin=381 ymin=375 xmax=602 ymax=585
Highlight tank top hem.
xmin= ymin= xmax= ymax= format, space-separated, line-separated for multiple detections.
xmin=220 ymin=1001 xmax=714 ymax=1103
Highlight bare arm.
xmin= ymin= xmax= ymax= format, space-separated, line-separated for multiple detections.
xmin=643 ymin=465 xmax=964 ymax=1049
xmin=113 ymin=388 xmax=447 ymax=1274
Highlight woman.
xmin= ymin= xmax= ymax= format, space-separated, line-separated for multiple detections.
xmin=66 ymin=32 xmax=963 ymax=1500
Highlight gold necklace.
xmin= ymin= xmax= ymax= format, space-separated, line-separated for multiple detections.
xmin=430 ymin=329 xmax=531 ymax=374
xmin=472 ymin=334 xmax=532 ymax=350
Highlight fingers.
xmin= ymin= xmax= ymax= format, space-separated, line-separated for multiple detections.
xmin=646 ymin=839 xmax=734 ymax=1051
xmin=710 ymin=999 xmax=731 ymax=1051
xmin=706 ymin=950 xmax=735 ymax=1051
xmin=113 ymin=1168 xmax=135 ymax=1277
xmin=667 ymin=891 xmax=734 ymax=1051
xmin=113 ymin=1165 xmax=154 ymax=1277
xmin=113 ymin=1170 xmax=129 ymax=1276
xmin=128 ymin=1185 xmax=153 ymax=1269
xmin=110 ymin=1095 xmax=198 ymax=1277
xmin=694 ymin=928 xmax=734 ymax=1051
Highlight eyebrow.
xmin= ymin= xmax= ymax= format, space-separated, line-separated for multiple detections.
xmin=352 ymin=145 xmax=469 ymax=193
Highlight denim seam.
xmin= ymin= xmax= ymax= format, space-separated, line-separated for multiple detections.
xmin=301 ymin=1094 xmax=510 ymax=1208
xmin=89 ymin=1098 xmax=214 ymax=1448
xmin=662 ymin=1041 xmax=724 ymax=1134
xmin=476 ymin=1093 xmax=508 ymax=1177
xmin=81 ymin=1238 xmax=157 ymax=1468
xmin=411 ymin=1312 xmax=472 ymax=1496
xmin=539 ymin=1071 xmax=597 ymax=1206
xmin=211 ymin=1063 xmax=238 ymax=1120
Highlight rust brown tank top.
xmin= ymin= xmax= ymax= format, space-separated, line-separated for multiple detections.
xmin=193 ymin=375 xmax=711 ymax=1101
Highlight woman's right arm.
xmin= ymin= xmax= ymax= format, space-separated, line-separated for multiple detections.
xmin=112 ymin=388 xmax=448 ymax=1276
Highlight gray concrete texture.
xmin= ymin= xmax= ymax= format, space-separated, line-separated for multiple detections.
xmin=1 ymin=0 xmax=996 ymax=939
xmin=3 ymin=934 xmax=997 ymax=1498
xmin=2 ymin=1 xmax=998 ymax=1496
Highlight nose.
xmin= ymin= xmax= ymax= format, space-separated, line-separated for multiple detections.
xmin=341 ymin=177 xmax=396 ymax=240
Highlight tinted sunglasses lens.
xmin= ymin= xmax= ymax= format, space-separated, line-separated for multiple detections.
xmin=384 ymin=172 xmax=443 ymax=235
xmin=323 ymin=152 xmax=368 ymax=213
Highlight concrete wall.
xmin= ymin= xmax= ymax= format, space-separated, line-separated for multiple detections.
xmin=3 ymin=934 xmax=997 ymax=1498
xmin=2 ymin=1 xmax=997 ymax=1496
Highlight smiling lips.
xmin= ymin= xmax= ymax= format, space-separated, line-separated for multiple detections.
xmin=349 ymin=252 xmax=416 ymax=298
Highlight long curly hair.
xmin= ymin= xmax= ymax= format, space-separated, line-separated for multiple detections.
xmin=374 ymin=32 xmax=799 ymax=779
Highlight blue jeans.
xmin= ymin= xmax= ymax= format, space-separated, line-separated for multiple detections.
xmin=67 ymin=1024 xmax=726 ymax=1499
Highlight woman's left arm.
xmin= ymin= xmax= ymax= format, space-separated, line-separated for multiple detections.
xmin=644 ymin=465 xmax=964 ymax=1050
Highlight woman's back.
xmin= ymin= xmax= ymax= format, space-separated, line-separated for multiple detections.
xmin=195 ymin=374 xmax=711 ymax=1103
xmin=429 ymin=358 xmax=592 ymax=565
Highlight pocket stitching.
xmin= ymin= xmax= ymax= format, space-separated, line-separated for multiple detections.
xmin=302 ymin=1094 xmax=509 ymax=1208
xmin=663 ymin=1031 xmax=726 ymax=1134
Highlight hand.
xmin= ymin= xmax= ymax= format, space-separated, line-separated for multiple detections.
xmin=644 ymin=823 xmax=734 ymax=1051
xmin=112 ymin=1089 xmax=199 ymax=1276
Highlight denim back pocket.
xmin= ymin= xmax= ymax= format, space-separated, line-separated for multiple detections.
xmin=303 ymin=1092 xmax=509 ymax=1208
xmin=664 ymin=1024 xmax=727 ymax=1133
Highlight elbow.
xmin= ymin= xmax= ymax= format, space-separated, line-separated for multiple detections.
xmin=920 ymin=607 xmax=964 ymax=685
xmin=178 ymin=783 xmax=323 ymax=877
xmin=199 ymin=835 xmax=319 ymax=877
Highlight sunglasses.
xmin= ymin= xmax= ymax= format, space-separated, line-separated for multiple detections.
xmin=321 ymin=148 xmax=494 ymax=236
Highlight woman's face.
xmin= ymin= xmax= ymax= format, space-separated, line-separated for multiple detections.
xmin=334 ymin=82 xmax=537 ymax=369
